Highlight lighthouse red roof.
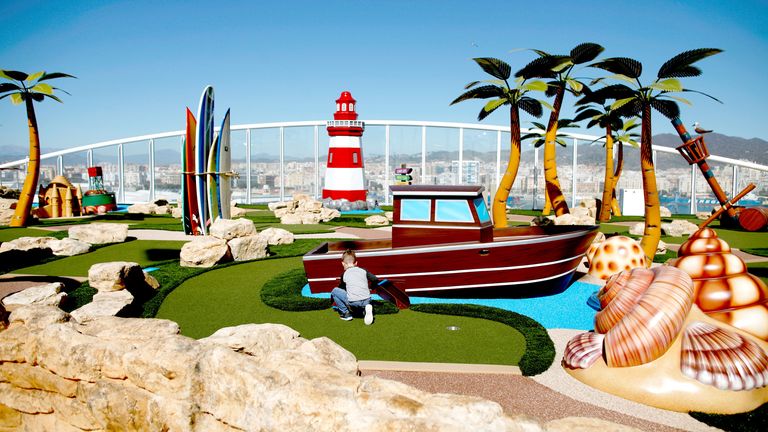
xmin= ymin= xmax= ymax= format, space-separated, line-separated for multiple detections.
xmin=334 ymin=91 xmax=358 ymax=120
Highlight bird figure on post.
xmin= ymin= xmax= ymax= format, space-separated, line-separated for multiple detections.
xmin=693 ymin=122 xmax=713 ymax=135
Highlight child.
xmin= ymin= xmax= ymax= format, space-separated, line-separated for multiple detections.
xmin=331 ymin=249 xmax=378 ymax=325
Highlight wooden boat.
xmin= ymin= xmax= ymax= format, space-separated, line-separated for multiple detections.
xmin=303 ymin=185 xmax=600 ymax=297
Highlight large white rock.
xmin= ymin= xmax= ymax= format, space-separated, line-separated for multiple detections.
xmin=300 ymin=213 xmax=322 ymax=224
xmin=267 ymin=201 xmax=287 ymax=212
xmin=384 ymin=211 xmax=394 ymax=221
xmin=227 ymin=235 xmax=268 ymax=261
xmin=88 ymin=261 xmax=143 ymax=292
xmin=0 ymin=197 xmax=16 ymax=210
xmin=70 ymin=290 xmax=134 ymax=323
xmin=126 ymin=203 xmax=155 ymax=214
xmin=0 ymin=209 xmax=14 ymax=226
xmin=553 ymin=213 xmax=594 ymax=226
xmin=180 ymin=237 xmax=229 ymax=267
xmin=660 ymin=206 xmax=672 ymax=218
xmin=661 ymin=219 xmax=699 ymax=237
xmin=258 ymin=227 xmax=294 ymax=245
xmin=199 ymin=323 xmax=304 ymax=361
xmin=171 ymin=206 xmax=183 ymax=219
xmin=578 ymin=198 xmax=598 ymax=209
xmin=0 ymin=236 xmax=56 ymax=252
xmin=365 ymin=215 xmax=389 ymax=226
xmin=230 ymin=206 xmax=247 ymax=218
xmin=629 ymin=222 xmax=645 ymax=236
xmin=68 ymin=223 xmax=129 ymax=245
xmin=696 ymin=211 xmax=711 ymax=220
xmin=1 ymin=283 xmax=66 ymax=312
xmin=49 ymin=238 xmax=90 ymax=256
xmin=319 ymin=207 xmax=340 ymax=222
xmin=280 ymin=214 xmax=303 ymax=225
xmin=209 ymin=218 xmax=256 ymax=240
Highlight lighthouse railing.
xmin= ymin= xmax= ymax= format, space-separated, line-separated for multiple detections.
xmin=1 ymin=120 xmax=767 ymax=211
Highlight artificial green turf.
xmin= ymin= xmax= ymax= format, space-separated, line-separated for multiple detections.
xmin=156 ymin=257 xmax=527 ymax=366
xmin=690 ymin=403 xmax=767 ymax=432
xmin=0 ymin=227 xmax=68 ymax=242
xmin=12 ymin=240 xmax=186 ymax=277
xmin=744 ymin=248 xmax=768 ymax=258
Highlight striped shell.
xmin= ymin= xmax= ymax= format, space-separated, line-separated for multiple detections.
xmin=674 ymin=228 xmax=768 ymax=341
xmin=565 ymin=266 xmax=695 ymax=368
xmin=681 ymin=322 xmax=768 ymax=391
xmin=563 ymin=332 xmax=605 ymax=369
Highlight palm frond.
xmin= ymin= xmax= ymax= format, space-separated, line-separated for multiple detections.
xmin=515 ymin=55 xmax=569 ymax=79
xmin=660 ymin=65 xmax=702 ymax=78
xmin=681 ymin=88 xmax=723 ymax=103
xmin=478 ymin=99 xmax=507 ymax=121
xmin=517 ymin=97 xmax=543 ymax=118
xmin=589 ymin=57 xmax=642 ymax=79
xmin=450 ymin=85 xmax=505 ymax=105
xmin=0 ymin=70 xmax=29 ymax=81
xmin=570 ymin=43 xmax=604 ymax=64
xmin=464 ymin=81 xmax=481 ymax=90
xmin=473 ymin=57 xmax=511 ymax=80
xmin=573 ymin=108 xmax=602 ymax=122
xmin=38 ymin=72 xmax=76 ymax=82
xmin=650 ymin=98 xmax=680 ymax=119
xmin=44 ymin=94 xmax=64 ymax=103
xmin=0 ymin=83 xmax=22 ymax=94
xmin=545 ymin=81 xmax=560 ymax=97
xmin=657 ymin=48 xmax=722 ymax=79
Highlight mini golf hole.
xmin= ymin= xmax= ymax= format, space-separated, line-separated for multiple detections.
xmin=446 ymin=326 xmax=460 ymax=331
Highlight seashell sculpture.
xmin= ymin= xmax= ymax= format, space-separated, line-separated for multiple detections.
xmin=673 ymin=227 xmax=768 ymax=341
xmin=563 ymin=265 xmax=768 ymax=413
xmin=585 ymin=235 xmax=646 ymax=280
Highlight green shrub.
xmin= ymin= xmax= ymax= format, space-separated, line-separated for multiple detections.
xmin=690 ymin=403 xmax=767 ymax=432
xmin=410 ymin=303 xmax=555 ymax=376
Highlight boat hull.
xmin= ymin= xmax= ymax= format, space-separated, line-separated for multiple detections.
xmin=303 ymin=225 xmax=599 ymax=297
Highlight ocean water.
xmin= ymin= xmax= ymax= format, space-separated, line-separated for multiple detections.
xmin=302 ymin=280 xmax=600 ymax=330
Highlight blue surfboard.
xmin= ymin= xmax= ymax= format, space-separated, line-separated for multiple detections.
xmin=195 ymin=86 xmax=214 ymax=234
xmin=216 ymin=109 xmax=231 ymax=219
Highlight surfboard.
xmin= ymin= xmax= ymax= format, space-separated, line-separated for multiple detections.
xmin=182 ymin=108 xmax=201 ymax=235
xmin=195 ymin=86 xmax=214 ymax=234
xmin=375 ymin=279 xmax=410 ymax=310
xmin=217 ymin=109 xmax=232 ymax=219
xmin=207 ymin=132 xmax=221 ymax=223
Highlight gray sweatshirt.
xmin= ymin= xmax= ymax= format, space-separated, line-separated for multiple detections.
xmin=338 ymin=266 xmax=379 ymax=302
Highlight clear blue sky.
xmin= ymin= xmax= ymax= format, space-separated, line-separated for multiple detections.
xmin=2 ymin=0 xmax=767 ymax=152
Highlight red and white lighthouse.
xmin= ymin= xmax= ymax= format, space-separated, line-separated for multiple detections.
xmin=322 ymin=91 xmax=367 ymax=202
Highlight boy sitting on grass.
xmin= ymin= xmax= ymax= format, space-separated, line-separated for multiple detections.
xmin=331 ymin=249 xmax=378 ymax=325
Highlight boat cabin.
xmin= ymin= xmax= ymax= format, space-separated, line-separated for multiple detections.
xmin=390 ymin=185 xmax=493 ymax=248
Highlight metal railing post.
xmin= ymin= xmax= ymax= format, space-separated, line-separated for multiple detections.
xmin=149 ymin=139 xmax=155 ymax=202
xmin=385 ymin=124 xmax=390 ymax=205
xmin=458 ymin=128 xmax=464 ymax=185
xmin=87 ymin=149 xmax=93 ymax=168
xmin=279 ymin=126 xmax=285 ymax=202
xmin=421 ymin=126 xmax=426 ymax=183
xmin=118 ymin=144 xmax=125 ymax=203
xmin=314 ymin=125 xmax=319 ymax=199
xmin=571 ymin=138 xmax=578 ymax=208
xmin=533 ymin=146 xmax=539 ymax=210
xmin=495 ymin=130 xmax=501 ymax=194
xmin=57 ymin=155 xmax=63 ymax=176
xmin=732 ymin=165 xmax=738 ymax=199
xmin=245 ymin=129 xmax=252 ymax=204
xmin=690 ymin=164 xmax=696 ymax=214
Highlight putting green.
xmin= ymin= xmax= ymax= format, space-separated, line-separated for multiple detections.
xmin=157 ymin=257 xmax=526 ymax=365
xmin=12 ymin=240 xmax=186 ymax=277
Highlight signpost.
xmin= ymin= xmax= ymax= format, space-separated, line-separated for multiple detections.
xmin=394 ymin=164 xmax=412 ymax=185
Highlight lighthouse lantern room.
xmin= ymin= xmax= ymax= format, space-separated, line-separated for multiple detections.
xmin=322 ymin=91 xmax=367 ymax=202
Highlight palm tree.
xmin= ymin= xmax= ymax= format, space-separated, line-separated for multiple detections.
xmin=574 ymin=88 xmax=639 ymax=221
xmin=0 ymin=69 xmax=75 ymax=227
xmin=516 ymin=43 xmax=604 ymax=216
xmin=606 ymin=119 xmax=640 ymax=217
xmin=451 ymin=58 xmax=546 ymax=228
xmin=588 ymin=49 xmax=722 ymax=264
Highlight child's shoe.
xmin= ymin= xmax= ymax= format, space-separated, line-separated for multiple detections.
xmin=364 ymin=304 xmax=374 ymax=325
xmin=339 ymin=312 xmax=353 ymax=321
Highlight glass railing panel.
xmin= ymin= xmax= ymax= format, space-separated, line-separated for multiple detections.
xmin=90 ymin=146 xmax=120 ymax=199
xmin=461 ymin=128 xmax=496 ymax=191
xmin=153 ymin=136 xmax=182 ymax=203
xmin=249 ymin=128 xmax=280 ymax=203
xmin=123 ymin=140 xmax=150 ymax=203
xmin=359 ymin=125 xmax=384 ymax=204
xmin=229 ymin=129 xmax=247 ymax=204
xmin=655 ymin=149 xmax=694 ymax=215
xmin=573 ymin=139 xmax=607 ymax=207
xmin=283 ymin=126 xmax=315 ymax=198
xmin=424 ymin=126 xmax=459 ymax=187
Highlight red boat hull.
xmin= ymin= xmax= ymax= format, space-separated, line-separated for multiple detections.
xmin=303 ymin=225 xmax=599 ymax=298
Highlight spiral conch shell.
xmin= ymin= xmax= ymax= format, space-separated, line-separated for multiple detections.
xmin=586 ymin=235 xmax=647 ymax=280
xmin=673 ymin=227 xmax=768 ymax=341
xmin=565 ymin=266 xmax=694 ymax=368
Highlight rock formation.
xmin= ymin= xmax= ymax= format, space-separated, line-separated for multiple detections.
xmin=69 ymin=223 xmax=129 ymax=245
xmin=269 ymin=194 xmax=340 ymax=224
xmin=1 ymin=283 xmax=66 ymax=312
xmin=364 ymin=215 xmax=389 ymax=226
xmin=180 ymin=219 xmax=293 ymax=267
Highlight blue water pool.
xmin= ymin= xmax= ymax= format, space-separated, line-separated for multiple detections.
xmin=302 ymin=281 xmax=600 ymax=330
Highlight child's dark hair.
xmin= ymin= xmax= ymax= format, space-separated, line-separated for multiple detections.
xmin=342 ymin=249 xmax=356 ymax=265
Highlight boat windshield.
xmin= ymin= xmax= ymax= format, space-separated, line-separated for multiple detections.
xmin=435 ymin=199 xmax=474 ymax=223
xmin=473 ymin=197 xmax=491 ymax=223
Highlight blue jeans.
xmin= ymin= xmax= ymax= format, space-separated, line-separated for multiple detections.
xmin=331 ymin=287 xmax=370 ymax=315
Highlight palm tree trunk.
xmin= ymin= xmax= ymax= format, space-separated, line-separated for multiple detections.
xmin=639 ymin=104 xmax=660 ymax=265
xmin=492 ymin=107 xmax=522 ymax=228
xmin=610 ymin=141 xmax=624 ymax=216
xmin=598 ymin=128 xmax=614 ymax=222
xmin=542 ymin=188 xmax=551 ymax=215
xmin=543 ymin=86 xmax=569 ymax=216
xmin=9 ymin=99 xmax=40 ymax=227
